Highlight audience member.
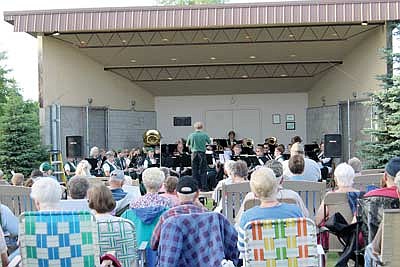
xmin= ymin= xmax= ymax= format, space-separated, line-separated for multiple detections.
xmin=129 ymin=167 xmax=171 ymax=209
xmin=0 ymin=228 xmax=8 ymax=267
xmin=121 ymin=175 xmax=141 ymax=203
xmin=67 ymin=176 xmax=89 ymax=199
xmin=10 ymin=173 xmax=24 ymax=186
xmin=0 ymin=170 xmax=8 ymax=185
xmin=23 ymin=178 xmax=34 ymax=187
xmin=236 ymin=160 xmax=309 ymax=223
xmin=30 ymin=177 xmax=62 ymax=210
xmin=348 ymin=157 xmax=362 ymax=176
xmin=237 ymin=167 xmax=303 ymax=254
xmin=287 ymin=155 xmax=307 ymax=181
xmin=315 ymin=163 xmax=359 ymax=225
xmin=160 ymin=176 xmax=180 ymax=206
xmin=212 ymin=160 xmax=235 ymax=200
xmin=282 ymin=142 xmax=321 ymax=181
xmin=59 ymin=176 xmax=90 ymax=211
xmin=363 ymin=157 xmax=400 ymax=199
xmin=109 ymin=170 xmax=135 ymax=214
xmin=151 ymin=176 xmax=207 ymax=250
xmin=364 ymin=170 xmax=400 ymax=266
xmin=88 ymin=184 xmax=117 ymax=221
xmin=39 ymin=162 xmax=55 ymax=178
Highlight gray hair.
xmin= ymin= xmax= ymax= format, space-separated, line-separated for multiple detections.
xmin=75 ymin=160 xmax=91 ymax=177
xmin=30 ymin=177 xmax=61 ymax=209
xmin=230 ymin=160 xmax=248 ymax=178
xmin=290 ymin=142 xmax=304 ymax=156
xmin=177 ymin=192 xmax=196 ymax=202
xmin=89 ymin=146 xmax=99 ymax=157
xmin=334 ymin=163 xmax=355 ymax=187
xmin=68 ymin=176 xmax=90 ymax=199
xmin=142 ymin=167 xmax=165 ymax=193
xmin=224 ymin=160 xmax=235 ymax=177
xmin=348 ymin=157 xmax=362 ymax=173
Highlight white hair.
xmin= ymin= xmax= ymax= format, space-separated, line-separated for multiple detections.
xmin=334 ymin=163 xmax=355 ymax=187
xmin=194 ymin=121 xmax=203 ymax=130
xmin=30 ymin=177 xmax=61 ymax=210
xmin=177 ymin=192 xmax=197 ymax=202
xmin=142 ymin=167 xmax=165 ymax=193
xmin=224 ymin=160 xmax=235 ymax=177
xmin=75 ymin=160 xmax=91 ymax=177
xmin=89 ymin=146 xmax=99 ymax=157
xmin=250 ymin=167 xmax=278 ymax=201
xmin=348 ymin=157 xmax=362 ymax=174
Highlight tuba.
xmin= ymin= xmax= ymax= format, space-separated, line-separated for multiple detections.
xmin=143 ymin=130 xmax=161 ymax=146
xmin=241 ymin=138 xmax=254 ymax=148
xmin=265 ymin=137 xmax=277 ymax=146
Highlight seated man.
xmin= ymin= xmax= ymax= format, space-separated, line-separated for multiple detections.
xmin=287 ymin=155 xmax=309 ymax=181
xmin=282 ymin=142 xmax=321 ymax=181
xmin=108 ymin=170 xmax=135 ymax=214
xmin=59 ymin=176 xmax=90 ymax=211
xmin=150 ymin=176 xmax=208 ymax=250
xmin=237 ymin=167 xmax=303 ymax=254
xmin=364 ymin=157 xmax=400 ymax=199
xmin=236 ymin=160 xmax=309 ymax=223
xmin=364 ymin=168 xmax=400 ymax=267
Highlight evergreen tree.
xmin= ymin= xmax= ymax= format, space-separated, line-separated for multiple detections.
xmin=0 ymin=92 xmax=47 ymax=177
xmin=157 ymin=0 xmax=226 ymax=6
xmin=358 ymin=25 xmax=400 ymax=168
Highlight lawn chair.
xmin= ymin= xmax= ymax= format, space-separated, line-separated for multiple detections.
xmin=0 ymin=185 xmax=35 ymax=216
xmin=97 ymin=218 xmax=147 ymax=267
xmin=242 ymin=217 xmax=324 ymax=267
xmin=379 ymin=209 xmax=400 ymax=266
xmin=221 ymin=182 xmax=251 ymax=224
xmin=19 ymin=210 xmax=100 ymax=267
xmin=283 ymin=181 xmax=326 ymax=219
xmin=353 ymin=174 xmax=383 ymax=192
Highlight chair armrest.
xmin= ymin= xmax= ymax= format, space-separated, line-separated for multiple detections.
xmin=7 ymin=255 xmax=21 ymax=267
xmin=317 ymin=245 xmax=326 ymax=267
xmin=138 ymin=241 xmax=148 ymax=251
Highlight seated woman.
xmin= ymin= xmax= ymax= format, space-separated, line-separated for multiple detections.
xmin=87 ymin=184 xmax=117 ymax=221
xmin=315 ymin=162 xmax=360 ymax=226
xmin=75 ymin=160 xmax=93 ymax=177
xmin=237 ymin=167 xmax=303 ymax=254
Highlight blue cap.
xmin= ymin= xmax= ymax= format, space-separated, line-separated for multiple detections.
xmin=385 ymin=157 xmax=400 ymax=177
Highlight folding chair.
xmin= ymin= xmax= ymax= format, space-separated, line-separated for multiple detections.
xmin=242 ymin=217 xmax=324 ymax=267
xmin=19 ymin=210 xmax=100 ymax=267
xmin=97 ymin=218 xmax=147 ymax=267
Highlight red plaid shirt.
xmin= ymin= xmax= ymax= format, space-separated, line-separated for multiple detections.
xmin=150 ymin=201 xmax=207 ymax=250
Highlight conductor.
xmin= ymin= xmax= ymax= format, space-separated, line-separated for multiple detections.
xmin=186 ymin=121 xmax=211 ymax=191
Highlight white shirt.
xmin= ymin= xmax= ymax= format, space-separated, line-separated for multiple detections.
xmin=102 ymin=160 xmax=118 ymax=174
xmin=282 ymin=157 xmax=321 ymax=181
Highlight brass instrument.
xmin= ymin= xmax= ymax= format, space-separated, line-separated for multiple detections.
xmin=241 ymin=138 xmax=254 ymax=148
xmin=265 ymin=137 xmax=277 ymax=146
xmin=143 ymin=129 xmax=161 ymax=146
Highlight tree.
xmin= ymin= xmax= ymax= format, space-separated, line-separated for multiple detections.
xmin=157 ymin=0 xmax=226 ymax=6
xmin=0 ymin=52 xmax=47 ymax=177
xmin=0 ymin=52 xmax=19 ymax=114
xmin=358 ymin=24 xmax=400 ymax=168
xmin=0 ymin=92 xmax=47 ymax=177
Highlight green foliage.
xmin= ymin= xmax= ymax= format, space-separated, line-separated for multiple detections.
xmin=0 ymin=52 xmax=47 ymax=178
xmin=157 ymin=0 xmax=226 ymax=5
xmin=359 ymin=25 xmax=400 ymax=168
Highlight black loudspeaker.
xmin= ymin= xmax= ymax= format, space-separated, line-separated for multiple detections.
xmin=66 ymin=136 xmax=83 ymax=158
xmin=324 ymin=134 xmax=342 ymax=158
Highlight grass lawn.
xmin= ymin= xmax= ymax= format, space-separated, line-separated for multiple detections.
xmin=327 ymin=252 xmax=339 ymax=267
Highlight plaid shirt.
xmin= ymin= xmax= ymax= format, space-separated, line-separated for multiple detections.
xmin=157 ymin=212 xmax=239 ymax=267
xmin=150 ymin=202 xmax=208 ymax=250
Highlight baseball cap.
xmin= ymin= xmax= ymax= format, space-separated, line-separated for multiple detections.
xmin=110 ymin=170 xmax=125 ymax=180
xmin=176 ymin=176 xmax=199 ymax=194
xmin=40 ymin=162 xmax=54 ymax=172
xmin=385 ymin=157 xmax=400 ymax=177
